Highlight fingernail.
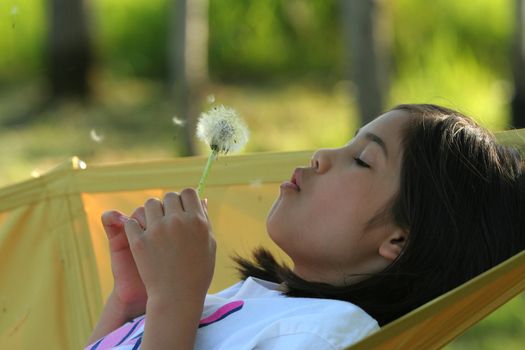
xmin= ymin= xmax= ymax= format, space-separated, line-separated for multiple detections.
xmin=203 ymin=198 xmax=208 ymax=209
xmin=118 ymin=215 xmax=129 ymax=223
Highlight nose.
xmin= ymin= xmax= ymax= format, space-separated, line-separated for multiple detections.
xmin=311 ymin=148 xmax=332 ymax=173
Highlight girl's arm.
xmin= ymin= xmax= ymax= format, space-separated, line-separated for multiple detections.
xmin=85 ymin=292 xmax=141 ymax=345
xmin=141 ymin=295 xmax=204 ymax=349
xmin=124 ymin=189 xmax=216 ymax=350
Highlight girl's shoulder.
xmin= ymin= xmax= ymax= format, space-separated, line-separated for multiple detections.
xmin=198 ymin=295 xmax=379 ymax=349
xmin=212 ymin=277 xmax=378 ymax=325
xmin=199 ymin=278 xmax=379 ymax=349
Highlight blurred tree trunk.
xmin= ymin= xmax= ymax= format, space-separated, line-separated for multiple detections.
xmin=48 ymin=0 xmax=92 ymax=100
xmin=340 ymin=0 xmax=389 ymax=126
xmin=512 ymin=0 xmax=525 ymax=128
xmin=169 ymin=0 xmax=209 ymax=156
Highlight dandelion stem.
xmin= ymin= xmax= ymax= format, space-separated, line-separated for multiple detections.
xmin=197 ymin=149 xmax=218 ymax=196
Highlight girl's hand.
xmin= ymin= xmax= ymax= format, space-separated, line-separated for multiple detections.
xmin=124 ymin=188 xmax=216 ymax=305
xmin=101 ymin=208 xmax=148 ymax=318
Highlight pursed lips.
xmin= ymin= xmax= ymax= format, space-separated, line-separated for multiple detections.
xmin=280 ymin=167 xmax=303 ymax=191
xmin=291 ymin=168 xmax=302 ymax=190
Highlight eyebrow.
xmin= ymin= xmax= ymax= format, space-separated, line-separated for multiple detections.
xmin=354 ymin=129 xmax=389 ymax=158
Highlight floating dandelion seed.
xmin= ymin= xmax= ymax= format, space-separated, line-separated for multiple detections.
xmin=90 ymin=129 xmax=104 ymax=143
xmin=10 ymin=6 xmax=18 ymax=28
xmin=249 ymin=178 xmax=263 ymax=188
xmin=30 ymin=169 xmax=41 ymax=178
xmin=77 ymin=160 xmax=87 ymax=170
xmin=172 ymin=116 xmax=186 ymax=126
xmin=206 ymin=94 xmax=215 ymax=104
xmin=196 ymin=105 xmax=249 ymax=195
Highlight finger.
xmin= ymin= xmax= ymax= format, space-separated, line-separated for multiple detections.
xmin=101 ymin=210 xmax=128 ymax=238
xmin=131 ymin=206 xmax=146 ymax=229
xmin=144 ymin=197 xmax=164 ymax=222
xmin=180 ymin=188 xmax=205 ymax=215
xmin=163 ymin=192 xmax=184 ymax=214
xmin=124 ymin=218 xmax=143 ymax=245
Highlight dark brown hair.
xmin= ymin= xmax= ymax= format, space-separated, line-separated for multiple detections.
xmin=234 ymin=104 xmax=525 ymax=326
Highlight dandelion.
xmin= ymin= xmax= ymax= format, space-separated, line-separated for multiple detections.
xmin=196 ymin=105 xmax=249 ymax=195
xmin=206 ymin=94 xmax=215 ymax=104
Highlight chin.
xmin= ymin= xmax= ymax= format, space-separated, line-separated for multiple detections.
xmin=266 ymin=212 xmax=286 ymax=248
xmin=266 ymin=196 xmax=284 ymax=230
xmin=265 ymin=213 xmax=278 ymax=242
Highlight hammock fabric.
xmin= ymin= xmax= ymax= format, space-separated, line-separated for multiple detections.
xmin=0 ymin=129 xmax=524 ymax=349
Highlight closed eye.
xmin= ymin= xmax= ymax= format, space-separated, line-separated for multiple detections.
xmin=354 ymin=157 xmax=370 ymax=168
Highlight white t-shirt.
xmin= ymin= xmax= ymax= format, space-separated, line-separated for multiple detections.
xmin=85 ymin=277 xmax=379 ymax=350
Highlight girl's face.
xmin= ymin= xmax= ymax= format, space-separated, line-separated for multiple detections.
xmin=266 ymin=110 xmax=409 ymax=284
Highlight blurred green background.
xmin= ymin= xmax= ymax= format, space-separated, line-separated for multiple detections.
xmin=0 ymin=0 xmax=524 ymax=348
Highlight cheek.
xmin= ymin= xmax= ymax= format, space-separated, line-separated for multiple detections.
xmin=313 ymin=187 xmax=363 ymax=229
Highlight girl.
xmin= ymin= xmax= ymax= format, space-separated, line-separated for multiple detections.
xmin=85 ymin=104 xmax=525 ymax=350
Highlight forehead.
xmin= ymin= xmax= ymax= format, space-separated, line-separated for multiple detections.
xmin=358 ymin=109 xmax=410 ymax=166
xmin=364 ymin=109 xmax=409 ymax=134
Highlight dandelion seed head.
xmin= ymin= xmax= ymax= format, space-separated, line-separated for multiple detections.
xmin=90 ymin=129 xmax=104 ymax=143
xmin=196 ymin=105 xmax=249 ymax=154
xmin=172 ymin=116 xmax=186 ymax=126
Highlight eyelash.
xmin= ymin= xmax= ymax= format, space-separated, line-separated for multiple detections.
xmin=354 ymin=157 xmax=370 ymax=168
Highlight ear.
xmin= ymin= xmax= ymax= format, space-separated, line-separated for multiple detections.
xmin=378 ymin=228 xmax=408 ymax=262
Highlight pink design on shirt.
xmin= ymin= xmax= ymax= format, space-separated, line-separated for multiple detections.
xmin=85 ymin=315 xmax=145 ymax=350
xmin=199 ymin=300 xmax=244 ymax=328
xmin=84 ymin=300 xmax=244 ymax=349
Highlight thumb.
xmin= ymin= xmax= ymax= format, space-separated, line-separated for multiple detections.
xmin=101 ymin=210 xmax=128 ymax=238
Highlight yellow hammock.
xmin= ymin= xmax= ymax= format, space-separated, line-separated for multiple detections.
xmin=0 ymin=129 xmax=524 ymax=350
